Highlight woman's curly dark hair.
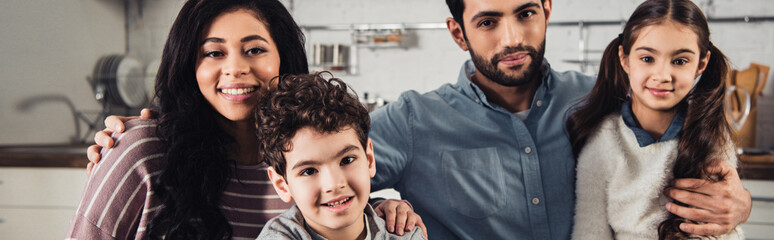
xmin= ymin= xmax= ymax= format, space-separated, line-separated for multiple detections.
xmin=147 ymin=0 xmax=308 ymax=239
xmin=255 ymin=72 xmax=370 ymax=177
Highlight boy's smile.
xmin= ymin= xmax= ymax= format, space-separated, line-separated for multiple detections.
xmin=268 ymin=126 xmax=376 ymax=239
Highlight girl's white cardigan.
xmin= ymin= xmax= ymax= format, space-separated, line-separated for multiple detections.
xmin=571 ymin=113 xmax=743 ymax=240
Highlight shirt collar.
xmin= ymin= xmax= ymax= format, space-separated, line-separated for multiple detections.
xmin=621 ymin=101 xmax=685 ymax=147
xmin=456 ymin=59 xmax=552 ymax=110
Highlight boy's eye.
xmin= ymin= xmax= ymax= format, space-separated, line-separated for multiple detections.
xmin=640 ymin=56 xmax=653 ymax=63
xmin=203 ymin=51 xmax=224 ymax=58
xmin=340 ymin=156 xmax=356 ymax=165
xmin=300 ymin=168 xmax=318 ymax=176
xmin=245 ymin=47 xmax=265 ymax=56
xmin=672 ymin=58 xmax=688 ymax=65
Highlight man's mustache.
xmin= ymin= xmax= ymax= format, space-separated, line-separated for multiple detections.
xmin=491 ymin=45 xmax=539 ymax=65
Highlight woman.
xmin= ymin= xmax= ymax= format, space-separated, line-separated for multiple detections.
xmin=68 ymin=0 xmax=307 ymax=239
xmin=71 ymin=0 xmax=423 ymax=239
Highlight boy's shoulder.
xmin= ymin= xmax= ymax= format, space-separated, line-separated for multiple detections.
xmin=257 ymin=205 xmax=317 ymax=240
xmin=257 ymin=204 xmax=426 ymax=240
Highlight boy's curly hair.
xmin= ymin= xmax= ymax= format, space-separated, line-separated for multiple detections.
xmin=255 ymin=72 xmax=370 ymax=177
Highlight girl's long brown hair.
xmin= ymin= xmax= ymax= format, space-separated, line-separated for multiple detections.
xmin=566 ymin=0 xmax=731 ymax=239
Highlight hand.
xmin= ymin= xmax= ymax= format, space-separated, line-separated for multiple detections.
xmin=86 ymin=108 xmax=154 ymax=175
xmin=666 ymin=160 xmax=751 ymax=236
xmin=373 ymin=199 xmax=427 ymax=238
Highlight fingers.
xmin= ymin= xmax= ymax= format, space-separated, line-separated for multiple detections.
xmin=678 ymin=222 xmax=730 ymax=237
xmin=93 ymin=129 xmax=114 ymax=148
xmin=86 ymin=162 xmax=94 ymax=175
xmin=394 ymin=204 xmax=410 ymax=235
xmin=140 ymin=108 xmax=155 ymax=119
xmin=87 ymin=145 xmax=103 ymax=164
xmin=382 ymin=203 xmax=397 ymax=233
xmin=666 ymin=201 xmax=724 ymax=225
xmin=104 ymin=115 xmax=137 ymax=133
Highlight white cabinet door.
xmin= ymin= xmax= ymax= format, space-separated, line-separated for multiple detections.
xmin=0 ymin=167 xmax=87 ymax=207
xmin=742 ymin=180 xmax=774 ymax=240
xmin=0 ymin=167 xmax=87 ymax=239
xmin=0 ymin=207 xmax=77 ymax=240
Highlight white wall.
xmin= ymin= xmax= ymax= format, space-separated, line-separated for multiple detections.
xmin=4 ymin=0 xmax=772 ymax=148
xmin=0 ymin=0 xmax=125 ymax=145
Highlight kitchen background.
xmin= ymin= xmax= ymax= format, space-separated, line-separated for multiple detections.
xmin=0 ymin=0 xmax=773 ymax=239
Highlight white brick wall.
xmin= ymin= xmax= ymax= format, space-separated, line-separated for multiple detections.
xmin=122 ymin=0 xmax=774 ymax=150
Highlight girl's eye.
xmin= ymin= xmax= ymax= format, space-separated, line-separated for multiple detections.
xmin=672 ymin=59 xmax=688 ymax=65
xmin=245 ymin=47 xmax=265 ymax=56
xmin=300 ymin=168 xmax=318 ymax=176
xmin=640 ymin=56 xmax=653 ymax=63
xmin=203 ymin=51 xmax=224 ymax=58
xmin=340 ymin=156 xmax=356 ymax=165
xmin=479 ymin=19 xmax=495 ymax=27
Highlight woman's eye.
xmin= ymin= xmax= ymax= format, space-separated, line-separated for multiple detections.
xmin=245 ymin=47 xmax=265 ymax=55
xmin=672 ymin=59 xmax=688 ymax=65
xmin=640 ymin=56 xmax=653 ymax=63
xmin=300 ymin=168 xmax=318 ymax=176
xmin=340 ymin=156 xmax=356 ymax=165
xmin=203 ymin=51 xmax=224 ymax=58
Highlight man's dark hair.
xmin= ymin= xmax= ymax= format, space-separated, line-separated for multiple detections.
xmin=256 ymin=72 xmax=370 ymax=177
xmin=446 ymin=0 xmax=547 ymax=32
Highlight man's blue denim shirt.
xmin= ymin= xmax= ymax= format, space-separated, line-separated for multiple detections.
xmin=369 ymin=59 xmax=595 ymax=239
xmin=621 ymin=101 xmax=684 ymax=147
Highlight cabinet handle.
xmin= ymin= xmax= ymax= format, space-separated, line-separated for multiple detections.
xmin=0 ymin=218 xmax=4 ymax=224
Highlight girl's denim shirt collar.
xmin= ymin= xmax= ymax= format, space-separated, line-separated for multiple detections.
xmin=621 ymin=101 xmax=685 ymax=147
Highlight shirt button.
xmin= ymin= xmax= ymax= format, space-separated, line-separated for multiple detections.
xmin=536 ymin=100 xmax=543 ymax=107
xmin=475 ymin=99 xmax=480 ymax=103
xmin=532 ymin=197 xmax=540 ymax=205
xmin=524 ymin=147 xmax=532 ymax=154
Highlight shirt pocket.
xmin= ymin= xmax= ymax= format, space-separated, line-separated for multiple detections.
xmin=441 ymin=147 xmax=506 ymax=218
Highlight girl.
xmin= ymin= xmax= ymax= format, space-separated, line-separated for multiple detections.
xmin=67 ymin=0 xmax=308 ymax=239
xmin=566 ymin=0 xmax=742 ymax=239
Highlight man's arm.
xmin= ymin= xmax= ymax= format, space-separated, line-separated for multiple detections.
xmin=86 ymin=109 xmax=154 ymax=174
xmin=666 ymin=161 xmax=751 ymax=236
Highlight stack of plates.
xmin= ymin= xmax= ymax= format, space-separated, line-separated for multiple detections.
xmin=92 ymin=55 xmax=146 ymax=108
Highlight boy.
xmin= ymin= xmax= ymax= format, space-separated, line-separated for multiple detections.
xmin=255 ymin=73 xmax=426 ymax=240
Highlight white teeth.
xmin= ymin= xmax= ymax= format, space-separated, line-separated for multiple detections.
xmin=325 ymin=197 xmax=351 ymax=207
xmin=220 ymin=87 xmax=256 ymax=95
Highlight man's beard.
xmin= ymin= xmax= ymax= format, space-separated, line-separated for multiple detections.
xmin=468 ymin=39 xmax=546 ymax=87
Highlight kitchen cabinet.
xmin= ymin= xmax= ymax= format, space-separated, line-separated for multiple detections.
xmin=741 ymin=179 xmax=774 ymax=239
xmin=0 ymin=167 xmax=87 ymax=239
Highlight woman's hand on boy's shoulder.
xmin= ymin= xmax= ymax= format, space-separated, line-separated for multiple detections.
xmin=374 ymin=199 xmax=428 ymax=239
xmin=665 ymin=161 xmax=751 ymax=236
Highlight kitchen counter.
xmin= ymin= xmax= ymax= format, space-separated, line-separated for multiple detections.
xmin=0 ymin=144 xmax=89 ymax=168
xmin=1 ymin=145 xmax=772 ymax=179
xmin=739 ymin=154 xmax=774 ymax=180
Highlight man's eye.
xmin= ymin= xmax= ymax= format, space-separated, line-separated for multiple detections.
xmin=301 ymin=168 xmax=318 ymax=176
xmin=520 ymin=11 xmax=535 ymax=18
xmin=479 ymin=20 xmax=494 ymax=27
xmin=341 ymin=156 xmax=355 ymax=165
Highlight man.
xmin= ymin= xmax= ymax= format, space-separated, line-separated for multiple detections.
xmin=368 ymin=0 xmax=751 ymax=239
